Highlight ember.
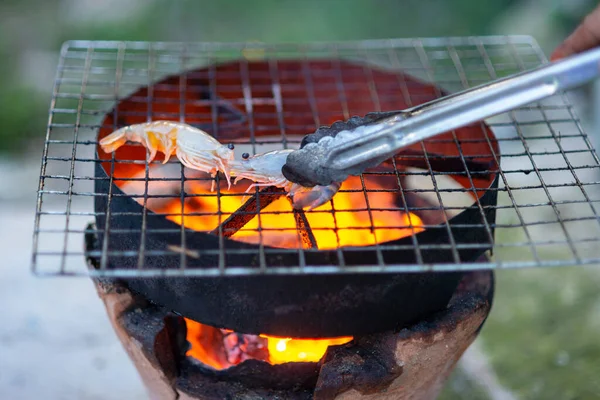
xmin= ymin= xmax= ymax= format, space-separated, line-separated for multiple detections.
xmin=185 ymin=318 xmax=352 ymax=370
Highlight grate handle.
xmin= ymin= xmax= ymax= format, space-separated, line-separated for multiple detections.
xmin=285 ymin=47 xmax=600 ymax=186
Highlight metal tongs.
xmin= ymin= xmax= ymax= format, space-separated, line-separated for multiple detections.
xmin=282 ymin=47 xmax=600 ymax=187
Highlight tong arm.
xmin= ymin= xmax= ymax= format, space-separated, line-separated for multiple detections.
xmin=283 ymin=47 xmax=600 ymax=187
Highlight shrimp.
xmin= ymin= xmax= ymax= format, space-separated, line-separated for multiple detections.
xmin=99 ymin=121 xmax=235 ymax=190
xmin=229 ymin=149 xmax=342 ymax=210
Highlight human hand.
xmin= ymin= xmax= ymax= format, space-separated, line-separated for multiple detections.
xmin=551 ymin=4 xmax=600 ymax=61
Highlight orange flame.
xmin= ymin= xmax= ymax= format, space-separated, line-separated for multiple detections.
xmin=166 ymin=176 xmax=423 ymax=249
xmin=186 ymin=319 xmax=230 ymax=370
xmin=261 ymin=335 xmax=353 ymax=364
xmin=185 ymin=318 xmax=352 ymax=369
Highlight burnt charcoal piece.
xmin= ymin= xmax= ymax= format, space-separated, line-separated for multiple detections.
xmin=313 ymin=336 xmax=403 ymax=399
xmin=211 ymin=186 xmax=286 ymax=237
xmin=93 ymin=59 xmax=500 ymax=337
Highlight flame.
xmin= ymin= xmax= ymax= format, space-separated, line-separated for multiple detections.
xmin=185 ymin=318 xmax=230 ymax=370
xmin=185 ymin=318 xmax=352 ymax=369
xmin=260 ymin=335 xmax=353 ymax=364
xmin=165 ymin=176 xmax=423 ymax=249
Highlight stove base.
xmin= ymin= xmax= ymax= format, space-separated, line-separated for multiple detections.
xmin=93 ymin=271 xmax=493 ymax=400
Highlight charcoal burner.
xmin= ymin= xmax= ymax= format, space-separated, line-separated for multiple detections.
xmin=91 ymin=59 xmax=499 ymax=337
xmin=92 ymin=268 xmax=494 ymax=400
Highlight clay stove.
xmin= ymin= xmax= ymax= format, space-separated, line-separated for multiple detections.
xmin=89 ymin=268 xmax=493 ymax=400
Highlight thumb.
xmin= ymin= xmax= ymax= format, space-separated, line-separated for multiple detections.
xmin=552 ymin=4 xmax=600 ymax=61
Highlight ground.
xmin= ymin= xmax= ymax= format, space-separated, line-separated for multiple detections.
xmin=0 ymin=157 xmax=146 ymax=400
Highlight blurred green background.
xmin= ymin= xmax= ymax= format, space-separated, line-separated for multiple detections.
xmin=2 ymin=1 xmax=600 ymax=399
xmin=0 ymin=0 xmax=593 ymax=155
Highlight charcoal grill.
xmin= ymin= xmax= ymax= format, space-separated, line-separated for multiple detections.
xmin=32 ymin=37 xmax=600 ymax=337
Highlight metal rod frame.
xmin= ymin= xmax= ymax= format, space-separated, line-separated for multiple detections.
xmin=32 ymin=36 xmax=600 ymax=277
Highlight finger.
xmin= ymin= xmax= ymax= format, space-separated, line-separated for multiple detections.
xmin=551 ymin=4 xmax=600 ymax=61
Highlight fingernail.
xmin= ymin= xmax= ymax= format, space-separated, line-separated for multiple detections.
xmin=550 ymin=44 xmax=568 ymax=61
xmin=550 ymin=50 xmax=564 ymax=62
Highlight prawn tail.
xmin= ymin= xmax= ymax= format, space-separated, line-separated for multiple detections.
xmin=98 ymin=127 xmax=129 ymax=154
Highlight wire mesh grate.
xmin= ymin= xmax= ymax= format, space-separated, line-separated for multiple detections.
xmin=32 ymin=36 xmax=600 ymax=277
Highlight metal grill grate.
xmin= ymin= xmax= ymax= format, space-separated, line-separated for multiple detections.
xmin=32 ymin=36 xmax=600 ymax=277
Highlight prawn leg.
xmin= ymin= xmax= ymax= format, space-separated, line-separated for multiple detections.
xmin=215 ymin=156 xmax=232 ymax=190
xmin=158 ymin=127 xmax=178 ymax=164
xmin=178 ymin=149 xmax=232 ymax=192
xmin=240 ymin=182 xmax=277 ymax=202
xmin=144 ymin=131 xmax=159 ymax=163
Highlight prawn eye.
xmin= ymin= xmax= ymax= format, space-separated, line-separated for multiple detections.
xmin=227 ymin=143 xmax=235 ymax=150
xmin=242 ymin=152 xmax=250 ymax=159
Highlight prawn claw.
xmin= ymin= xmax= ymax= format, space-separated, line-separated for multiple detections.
xmin=290 ymin=182 xmax=342 ymax=210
